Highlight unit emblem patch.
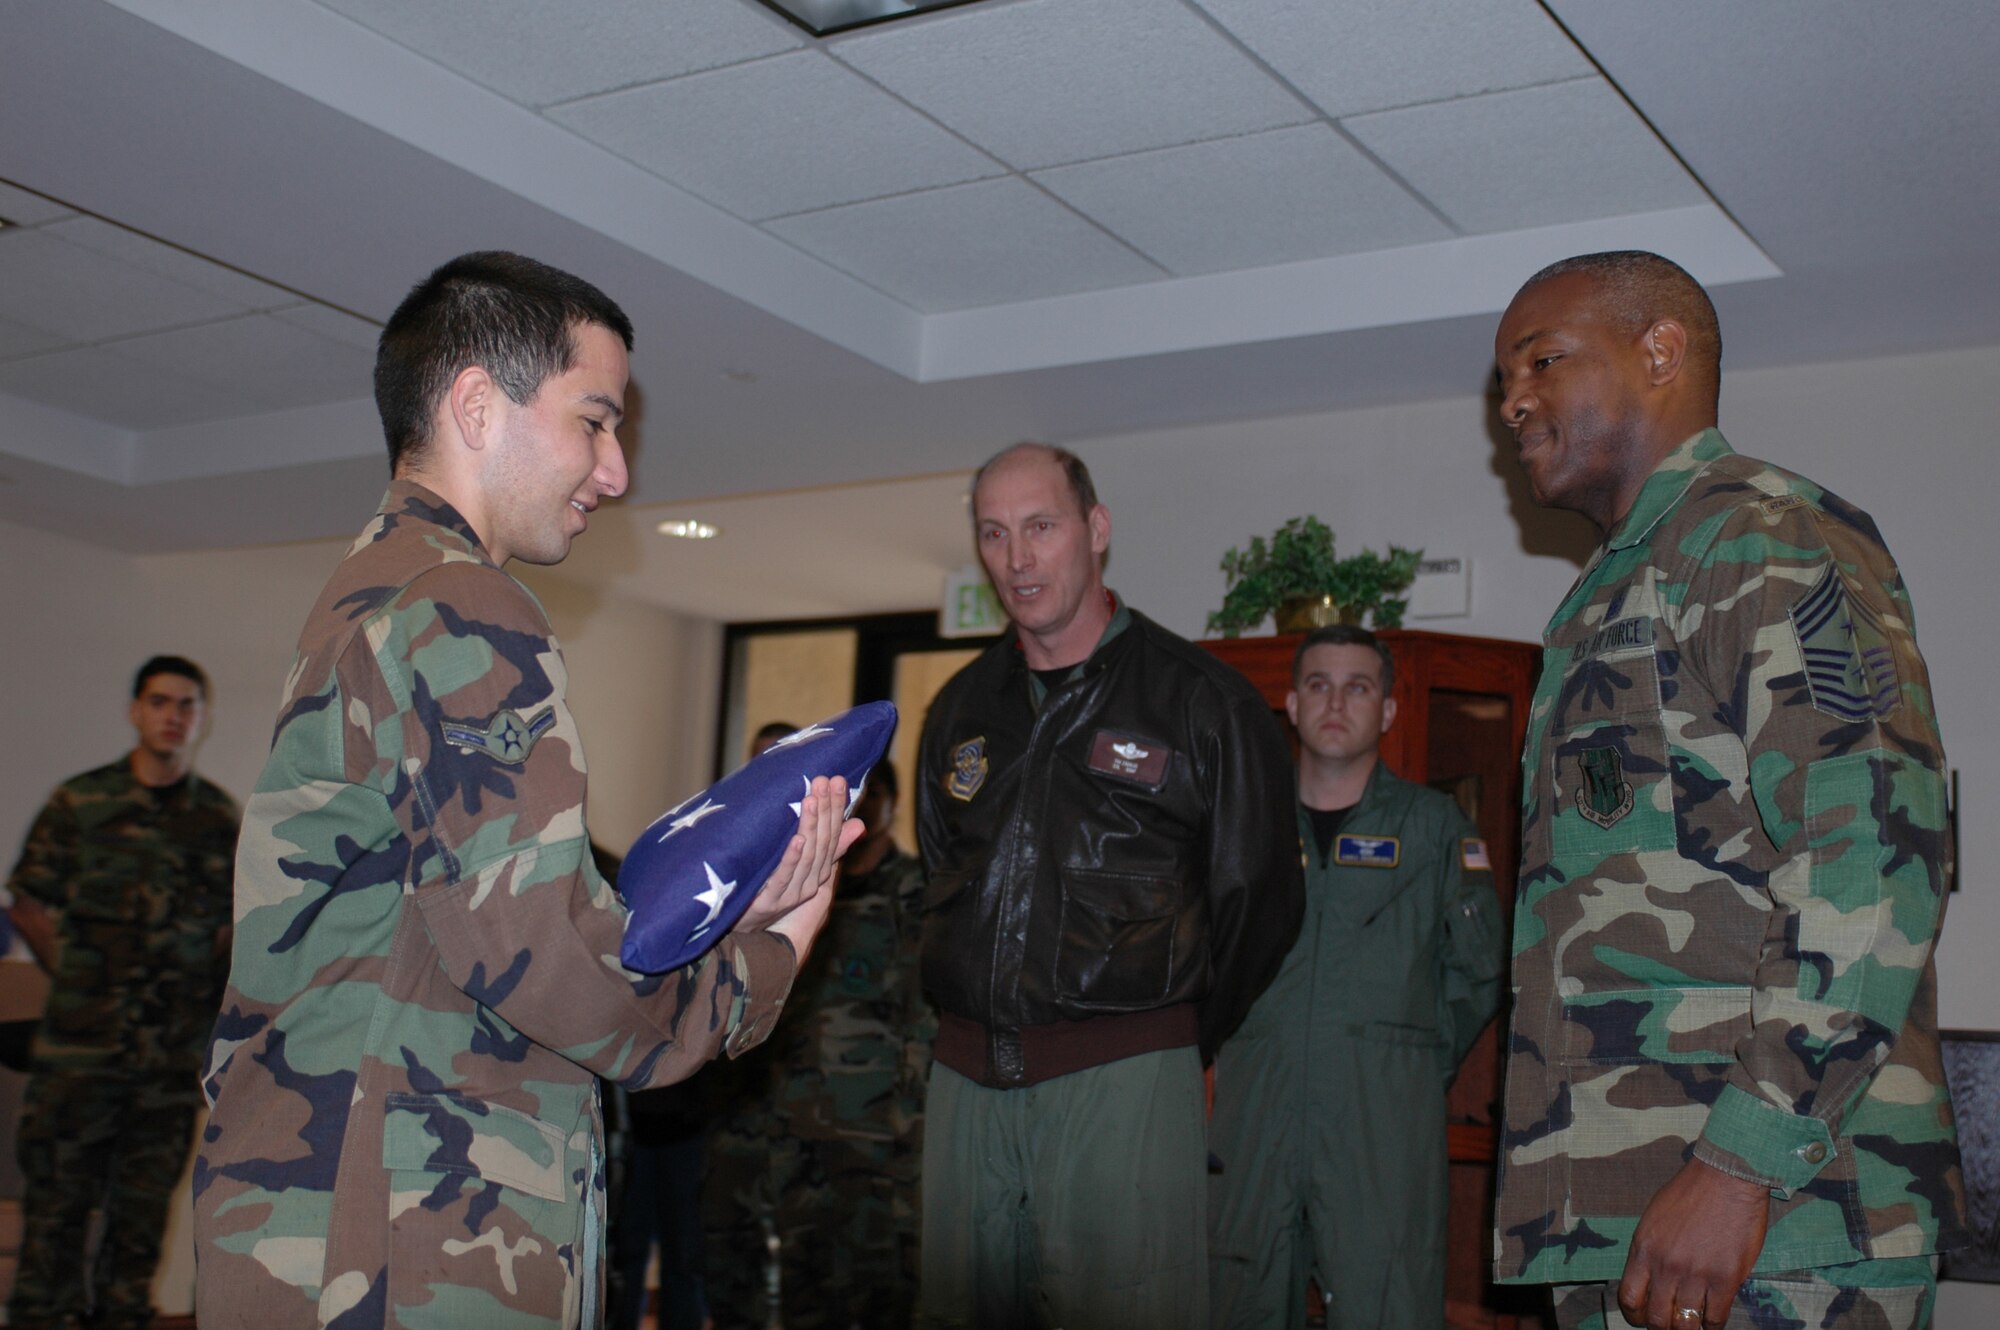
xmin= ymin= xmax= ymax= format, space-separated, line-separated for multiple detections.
xmin=441 ymin=706 xmax=556 ymax=766
xmin=946 ymin=737 xmax=988 ymax=803
xmin=1335 ymin=835 xmax=1400 ymax=868
xmin=1574 ymin=747 xmax=1634 ymax=828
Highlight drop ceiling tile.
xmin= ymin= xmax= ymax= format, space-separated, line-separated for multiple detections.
xmin=766 ymin=178 xmax=1164 ymax=312
xmin=314 ymin=0 xmax=802 ymax=107
xmin=550 ymin=51 xmax=1002 ymax=220
xmin=1346 ymin=79 xmax=1707 ymax=233
xmin=109 ymin=314 xmax=376 ymax=412
xmin=0 ymin=345 xmax=246 ymax=429
xmin=833 ymin=0 xmax=1313 ymax=170
xmin=1193 ymin=0 xmax=1592 ymax=118
xmin=0 ymin=229 xmax=245 ymax=343
xmin=270 ymin=302 xmax=382 ymax=351
xmin=1033 ymin=125 xmax=1451 ymax=276
xmin=44 ymin=217 xmax=295 ymax=311
xmin=0 ymin=180 xmax=75 ymax=226
xmin=0 ymin=315 xmax=66 ymax=362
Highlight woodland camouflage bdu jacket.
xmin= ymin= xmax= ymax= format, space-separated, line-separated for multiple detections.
xmin=1495 ymin=430 xmax=1967 ymax=1283
xmin=193 ymin=482 xmax=797 ymax=1329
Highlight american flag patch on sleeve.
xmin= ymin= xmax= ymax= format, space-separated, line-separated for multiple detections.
xmin=1461 ymin=838 xmax=1490 ymax=871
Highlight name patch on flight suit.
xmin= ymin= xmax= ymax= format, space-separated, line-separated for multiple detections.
xmin=1335 ymin=835 xmax=1399 ymax=868
xmin=1087 ymin=731 xmax=1170 ymax=788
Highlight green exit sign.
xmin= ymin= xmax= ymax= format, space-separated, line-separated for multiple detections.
xmin=941 ymin=567 xmax=1005 ymax=638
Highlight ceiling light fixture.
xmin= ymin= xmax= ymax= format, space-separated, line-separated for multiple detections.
xmin=753 ymin=0 xmax=985 ymax=38
xmin=657 ymin=518 xmax=722 ymax=540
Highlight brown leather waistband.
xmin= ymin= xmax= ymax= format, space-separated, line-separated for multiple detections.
xmin=933 ymin=1005 xmax=1199 ymax=1089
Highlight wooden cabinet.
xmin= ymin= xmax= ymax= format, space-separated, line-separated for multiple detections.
xmin=1201 ymin=628 xmax=1545 ymax=1330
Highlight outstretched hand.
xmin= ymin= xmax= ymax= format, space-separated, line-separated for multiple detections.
xmin=1617 ymin=1156 xmax=1770 ymax=1328
xmin=738 ymin=775 xmax=863 ymax=962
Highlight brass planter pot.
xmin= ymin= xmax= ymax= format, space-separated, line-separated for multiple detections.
xmin=1274 ymin=595 xmax=1359 ymax=633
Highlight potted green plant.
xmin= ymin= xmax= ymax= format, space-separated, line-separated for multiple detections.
xmin=1206 ymin=516 xmax=1423 ymax=637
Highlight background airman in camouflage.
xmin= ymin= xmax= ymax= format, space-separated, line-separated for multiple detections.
xmin=1491 ymin=251 xmax=1966 ymax=1330
xmin=191 ymin=252 xmax=853 ymax=1330
xmin=703 ymin=758 xmax=933 ymax=1330
xmin=4 ymin=655 xmax=238 ymax=1330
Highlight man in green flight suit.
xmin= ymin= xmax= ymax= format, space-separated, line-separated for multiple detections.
xmin=5 ymin=656 xmax=239 ymax=1330
xmin=1491 ymin=252 xmax=1966 ymax=1330
xmin=1210 ymin=624 xmax=1505 ymax=1328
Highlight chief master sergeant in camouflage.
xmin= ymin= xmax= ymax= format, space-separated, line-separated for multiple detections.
xmin=5 ymin=655 xmax=238 ymax=1330
xmin=191 ymin=252 xmax=856 ymax=1330
xmin=1491 ymin=251 xmax=1966 ymax=1330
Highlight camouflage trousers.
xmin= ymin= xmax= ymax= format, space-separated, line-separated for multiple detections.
xmin=8 ymin=1063 xmax=202 ymax=1330
xmin=702 ymin=1126 xmax=917 ymax=1330
xmin=1552 ymin=1256 xmax=1939 ymax=1330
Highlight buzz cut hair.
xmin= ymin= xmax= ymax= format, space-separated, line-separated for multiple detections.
xmin=970 ymin=441 xmax=1100 ymax=523
xmin=374 ymin=251 xmax=634 ymax=473
xmin=1292 ymin=624 xmax=1394 ymax=694
xmin=1521 ymin=250 xmax=1722 ymax=411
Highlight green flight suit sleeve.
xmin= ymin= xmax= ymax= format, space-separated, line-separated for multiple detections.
xmin=1679 ymin=500 xmax=1948 ymax=1196
xmin=1437 ymin=810 xmax=1505 ymax=1079
xmin=356 ymin=560 xmax=797 ymax=1088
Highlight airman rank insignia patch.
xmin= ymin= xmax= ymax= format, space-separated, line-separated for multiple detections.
xmin=1575 ymin=746 xmax=1633 ymax=828
xmin=1790 ymin=565 xmax=1900 ymax=722
xmin=1461 ymin=838 xmax=1490 ymax=871
xmin=946 ymin=736 xmax=988 ymax=802
xmin=1335 ymin=835 xmax=1399 ymax=868
xmin=441 ymin=706 xmax=556 ymax=766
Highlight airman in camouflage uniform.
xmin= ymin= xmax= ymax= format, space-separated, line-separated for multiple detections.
xmin=6 ymin=657 xmax=237 ymax=1330
xmin=1491 ymin=252 xmax=1966 ymax=1330
xmin=191 ymin=253 xmax=848 ymax=1330
xmin=704 ymin=760 xmax=933 ymax=1330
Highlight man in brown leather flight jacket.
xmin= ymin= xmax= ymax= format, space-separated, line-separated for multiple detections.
xmin=915 ymin=442 xmax=1303 ymax=1330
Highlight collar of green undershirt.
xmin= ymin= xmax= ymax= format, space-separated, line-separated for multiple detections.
xmin=1027 ymin=592 xmax=1130 ymax=710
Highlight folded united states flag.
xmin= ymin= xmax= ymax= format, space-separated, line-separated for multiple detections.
xmin=618 ymin=701 xmax=898 ymax=973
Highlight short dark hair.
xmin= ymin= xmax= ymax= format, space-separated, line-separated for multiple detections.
xmin=133 ymin=655 xmax=207 ymax=700
xmin=1291 ymin=624 xmax=1394 ymax=694
xmin=374 ymin=251 xmax=635 ymax=472
xmin=971 ymin=441 xmax=1099 ymax=522
xmin=1521 ymin=250 xmax=1721 ymax=411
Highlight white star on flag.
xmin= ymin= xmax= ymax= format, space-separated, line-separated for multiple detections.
xmin=765 ymin=722 xmax=834 ymax=752
xmin=657 ymin=797 xmax=724 ymax=842
xmin=687 ymin=862 xmax=737 ymax=941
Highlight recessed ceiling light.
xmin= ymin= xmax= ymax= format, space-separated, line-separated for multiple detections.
xmin=657 ymin=518 xmax=722 ymax=540
xmin=754 ymin=0 xmax=985 ymax=38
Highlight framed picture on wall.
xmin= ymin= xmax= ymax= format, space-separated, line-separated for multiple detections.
xmin=1942 ymin=1029 xmax=2000 ymax=1282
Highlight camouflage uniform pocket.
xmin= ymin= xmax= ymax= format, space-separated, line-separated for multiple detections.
xmin=380 ymin=1092 xmax=580 ymax=1324
xmin=1548 ymin=647 xmax=1677 ymax=863
xmin=1560 ymin=986 xmax=1753 ymax=1065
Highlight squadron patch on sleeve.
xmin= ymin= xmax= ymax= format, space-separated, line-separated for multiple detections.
xmin=441 ymin=706 xmax=556 ymax=765
xmin=1335 ymin=835 xmax=1400 ymax=868
xmin=1790 ymin=565 xmax=1900 ymax=722
xmin=946 ymin=737 xmax=989 ymax=803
